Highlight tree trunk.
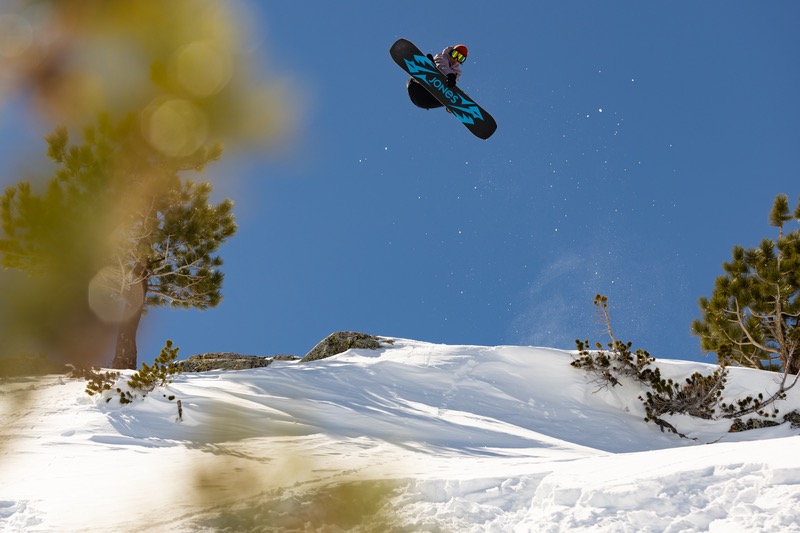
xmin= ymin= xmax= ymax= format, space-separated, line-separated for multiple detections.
xmin=111 ymin=265 xmax=147 ymax=369
xmin=788 ymin=356 xmax=800 ymax=376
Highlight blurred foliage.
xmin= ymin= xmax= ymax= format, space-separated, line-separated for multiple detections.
xmin=0 ymin=0 xmax=291 ymax=143
xmin=1 ymin=113 xmax=237 ymax=369
xmin=0 ymin=0 xmax=293 ymax=369
xmin=193 ymin=477 xmax=400 ymax=532
xmin=0 ymin=352 xmax=67 ymax=377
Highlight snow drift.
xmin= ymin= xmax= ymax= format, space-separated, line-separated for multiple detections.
xmin=2 ymin=338 xmax=800 ymax=532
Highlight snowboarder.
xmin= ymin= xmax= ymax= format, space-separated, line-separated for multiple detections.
xmin=434 ymin=44 xmax=468 ymax=88
xmin=407 ymin=44 xmax=469 ymax=110
xmin=391 ymin=37 xmax=496 ymax=139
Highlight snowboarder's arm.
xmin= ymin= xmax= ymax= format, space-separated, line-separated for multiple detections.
xmin=433 ymin=48 xmax=461 ymax=84
xmin=433 ymin=52 xmax=450 ymax=74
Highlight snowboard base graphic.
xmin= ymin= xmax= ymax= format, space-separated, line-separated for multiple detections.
xmin=390 ymin=38 xmax=497 ymax=140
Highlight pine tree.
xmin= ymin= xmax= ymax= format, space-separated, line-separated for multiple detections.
xmin=692 ymin=194 xmax=800 ymax=374
xmin=0 ymin=115 xmax=237 ymax=369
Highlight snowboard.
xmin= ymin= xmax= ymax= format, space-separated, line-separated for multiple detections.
xmin=390 ymin=38 xmax=497 ymax=140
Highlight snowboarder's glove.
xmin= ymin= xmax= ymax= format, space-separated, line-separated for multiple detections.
xmin=426 ymin=53 xmax=434 ymax=62
xmin=446 ymin=73 xmax=456 ymax=88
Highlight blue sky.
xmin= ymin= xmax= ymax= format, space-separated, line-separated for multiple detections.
xmin=2 ymin=1 xmax=799 ymax=365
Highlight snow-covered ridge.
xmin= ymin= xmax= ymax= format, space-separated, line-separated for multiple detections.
xmin=2 ymin=339 xmax=800 ymax=531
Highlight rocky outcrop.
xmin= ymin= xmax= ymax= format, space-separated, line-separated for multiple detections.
xmin=178 ymin=353 xmax=298 ymax=372
xmin=175 ymin=332 xmax=391 ymax=372
xmin=301 ymin=332 xmax=392 ymax=362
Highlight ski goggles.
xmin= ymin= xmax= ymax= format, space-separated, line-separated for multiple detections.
xmin=450 ymin=49 xmax=467 ymax=64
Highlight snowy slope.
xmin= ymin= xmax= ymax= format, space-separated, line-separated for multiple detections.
xmin=2 ymin=339 xmax=800 ymax=532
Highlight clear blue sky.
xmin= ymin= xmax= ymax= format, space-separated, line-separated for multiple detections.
xmin=2 ymin=1 xmax=799 ymax=365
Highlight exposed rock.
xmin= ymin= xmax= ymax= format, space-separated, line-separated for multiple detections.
xmin=174 ymin=332 xmax=392 ymax=372
xmin=783 ymin=410 xmax=800 ymax=429
xmin=178 ymin=352 xmax=299 ymax=373
xmin=728 ymin=417 xmax=780 ymax=433
xmin=301 ymin=332 xmax=393 ymax=362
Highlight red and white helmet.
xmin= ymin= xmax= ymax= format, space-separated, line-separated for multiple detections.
xmin=450 ymin=44 xmax=468 ymax=63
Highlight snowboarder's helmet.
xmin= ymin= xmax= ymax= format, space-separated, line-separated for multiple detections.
xmin=450 ymin=44 xmax=468 ymax=64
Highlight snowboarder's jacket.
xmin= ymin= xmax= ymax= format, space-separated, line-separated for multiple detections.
xmin=433 ymin=46 xmax=462 ymax=84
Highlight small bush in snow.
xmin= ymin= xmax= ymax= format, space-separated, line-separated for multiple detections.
xmin=84 ymin=369 xmax=121 ymax=398
xmin=126 ymin=340 xmax=182 ymax=394
xmin=640 ymin=366 xmax=728 ymax=422
xmin=571 ymin=295 xmax=657 ymax=387
xmin=82 ymin=340 xmax=181 ymax=404
xmin=573 ymin=294 xmax=730 ymax=438
xmin=572 ymin=338 xmax=654 ymax=389
xmin=719 ymin=390 xmax=783 ymax=421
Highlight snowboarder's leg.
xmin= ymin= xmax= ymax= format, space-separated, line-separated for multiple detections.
xmin=407 ymin=78 xmax=444 ymax=110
